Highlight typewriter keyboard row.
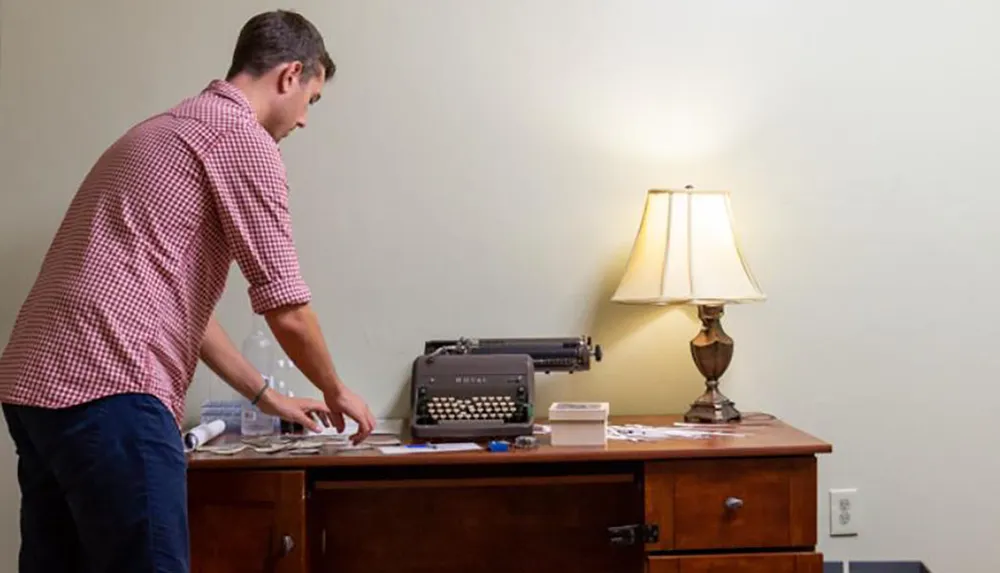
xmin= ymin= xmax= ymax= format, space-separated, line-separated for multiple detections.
xmin=419 ymin=395 xmax=528 ymax=423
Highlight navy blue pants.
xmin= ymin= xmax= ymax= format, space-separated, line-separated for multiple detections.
xmin=2 ymin=393 xmax=189 ymax=573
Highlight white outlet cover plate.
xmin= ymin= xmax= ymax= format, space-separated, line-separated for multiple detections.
xmin=829 ymin=488 xmax=859 ymax=536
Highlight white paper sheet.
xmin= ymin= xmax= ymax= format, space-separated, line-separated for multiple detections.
xmin=307 ymin=417 xmax=403 ymax=437
xmin=606 ymin=424 xmax=747 ymax=441
xmin=378 ymin=442 xmax=482 ymax=455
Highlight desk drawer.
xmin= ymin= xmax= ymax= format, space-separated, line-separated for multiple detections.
xmin=647 ymin=552 xmax=822 ymax=573
xmin=644 ymin=457 xmax=817 ymax=552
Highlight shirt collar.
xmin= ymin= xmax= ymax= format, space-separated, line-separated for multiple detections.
xmin=203 ymin=79 xmax=256 ymax=118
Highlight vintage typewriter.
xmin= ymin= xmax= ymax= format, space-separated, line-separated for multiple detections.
xmin=409 ymin=336 xmax=602 ymax=441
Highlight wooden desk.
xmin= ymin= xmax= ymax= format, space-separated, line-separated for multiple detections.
xmin=186 ymin=415 xmax=831 ymax=573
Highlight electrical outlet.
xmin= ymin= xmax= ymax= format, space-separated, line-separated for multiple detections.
xmin=829 ymin=488 xmax=858 ymax=536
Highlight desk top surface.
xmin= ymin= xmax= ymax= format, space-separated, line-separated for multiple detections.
xmin=186 ymin=414 xmax=831 ymax=470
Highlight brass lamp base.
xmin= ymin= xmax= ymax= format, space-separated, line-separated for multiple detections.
xmin=684 ymin=304 xmax=741 ymax=424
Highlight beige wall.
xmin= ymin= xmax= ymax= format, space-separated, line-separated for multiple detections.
xmin=2 ymin=1 xmax=999 ymax=571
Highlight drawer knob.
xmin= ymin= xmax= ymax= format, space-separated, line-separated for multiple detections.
xmin=724 ymin=497 xmax=744 ymax=510
xmin=280 ymin=535 xmax=295 ymax=556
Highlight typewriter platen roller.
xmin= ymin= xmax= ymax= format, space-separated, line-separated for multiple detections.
xmin=410 ymin=336 xmax=602 ymax=441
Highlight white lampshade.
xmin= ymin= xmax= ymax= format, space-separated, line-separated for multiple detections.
xmin=611 ymin=188 xmax=765 ymax=306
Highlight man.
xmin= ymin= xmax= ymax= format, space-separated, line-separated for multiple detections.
xmin=0 ymin=10 xmax=374 ymax=573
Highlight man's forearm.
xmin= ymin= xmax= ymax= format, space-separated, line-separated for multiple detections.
xmin=199 ymin=315 xmax=267 ymax=401
xmin=264 ymin=303 xmax=345 ymax=397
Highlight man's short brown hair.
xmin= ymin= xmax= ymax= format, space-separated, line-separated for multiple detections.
xmin=226 ymin=10 xmax=335 ymax=83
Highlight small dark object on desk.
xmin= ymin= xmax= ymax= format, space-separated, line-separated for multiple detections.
xmin=280 ymin=419 xmax=304 ymax=434
xmin=514 ymin=435 xmax=538 ymax=449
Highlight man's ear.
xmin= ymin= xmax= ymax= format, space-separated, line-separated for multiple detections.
xmin=277 ymin=61 xmax=304 ymax=94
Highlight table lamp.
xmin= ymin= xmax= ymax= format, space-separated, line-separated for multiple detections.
xmin=611 ymin=186 xmax=765 ymax=423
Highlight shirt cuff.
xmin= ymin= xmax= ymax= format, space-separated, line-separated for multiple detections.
xmin=248 ymin=278 xmax=312 ymax=315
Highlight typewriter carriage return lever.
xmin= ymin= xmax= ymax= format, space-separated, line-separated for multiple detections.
xmin=410 ymin=336 xmax=602 ymax=441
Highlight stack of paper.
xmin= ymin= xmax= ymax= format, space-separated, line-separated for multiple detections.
xmin=307 ymin=417 xmax=403 ymax=437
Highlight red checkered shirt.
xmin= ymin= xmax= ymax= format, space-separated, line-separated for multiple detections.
xmin=0 ymin=80 xmax=312 ymax=424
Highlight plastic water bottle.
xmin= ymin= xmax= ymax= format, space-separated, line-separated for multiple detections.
xmin=240 ymin=316 xmax=278 ymax=436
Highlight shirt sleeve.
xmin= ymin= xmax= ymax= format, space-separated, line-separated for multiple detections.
xmin=202 ymin=125 xmax=312 ymax=314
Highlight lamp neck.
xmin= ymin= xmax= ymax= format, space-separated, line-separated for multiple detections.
xmin=697 ymin=304 xmax=726 ymax=329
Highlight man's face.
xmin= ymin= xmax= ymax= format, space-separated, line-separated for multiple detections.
xmin=269 ymin=63 xmax=325 ymax=142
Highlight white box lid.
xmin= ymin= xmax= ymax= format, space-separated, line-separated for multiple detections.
xmin=548 ymin=401 xmax=610 ymax=421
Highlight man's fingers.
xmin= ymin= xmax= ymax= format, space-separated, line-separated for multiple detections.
xmin=330 ymin=411 xmax=345 ymax=433
xmin=309 ymin=409 xmax=332 ymax=428
xmin=305 ymin=399 xmax=332 ymax=419
xmin=361 ymin=415 xmax=375 ymax=442
xmin=358 ymin=411 xmax=373 ymax=433
xmin=297 ymin=411 xmax=322 ymax=433
xmin=349 ymin=412 xmax=373 ymax=445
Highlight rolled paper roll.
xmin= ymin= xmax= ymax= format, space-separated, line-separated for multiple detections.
xmin=184 ymin=419 xmax=226 ymax=450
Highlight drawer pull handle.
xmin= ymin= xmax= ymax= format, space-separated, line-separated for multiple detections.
xmin=724 ymin=497 xmax=744 ymax=510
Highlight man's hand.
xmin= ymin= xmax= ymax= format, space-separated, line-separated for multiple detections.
xmin=265 ymin=303 xmax=376 ymax=444
xmin=324 ymin=386 xmax=376 ymax=444
xmin=199 ymin=312 xmax=375 ymax=443
xmin=256 ymin=390 xmax=332 ymax=434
